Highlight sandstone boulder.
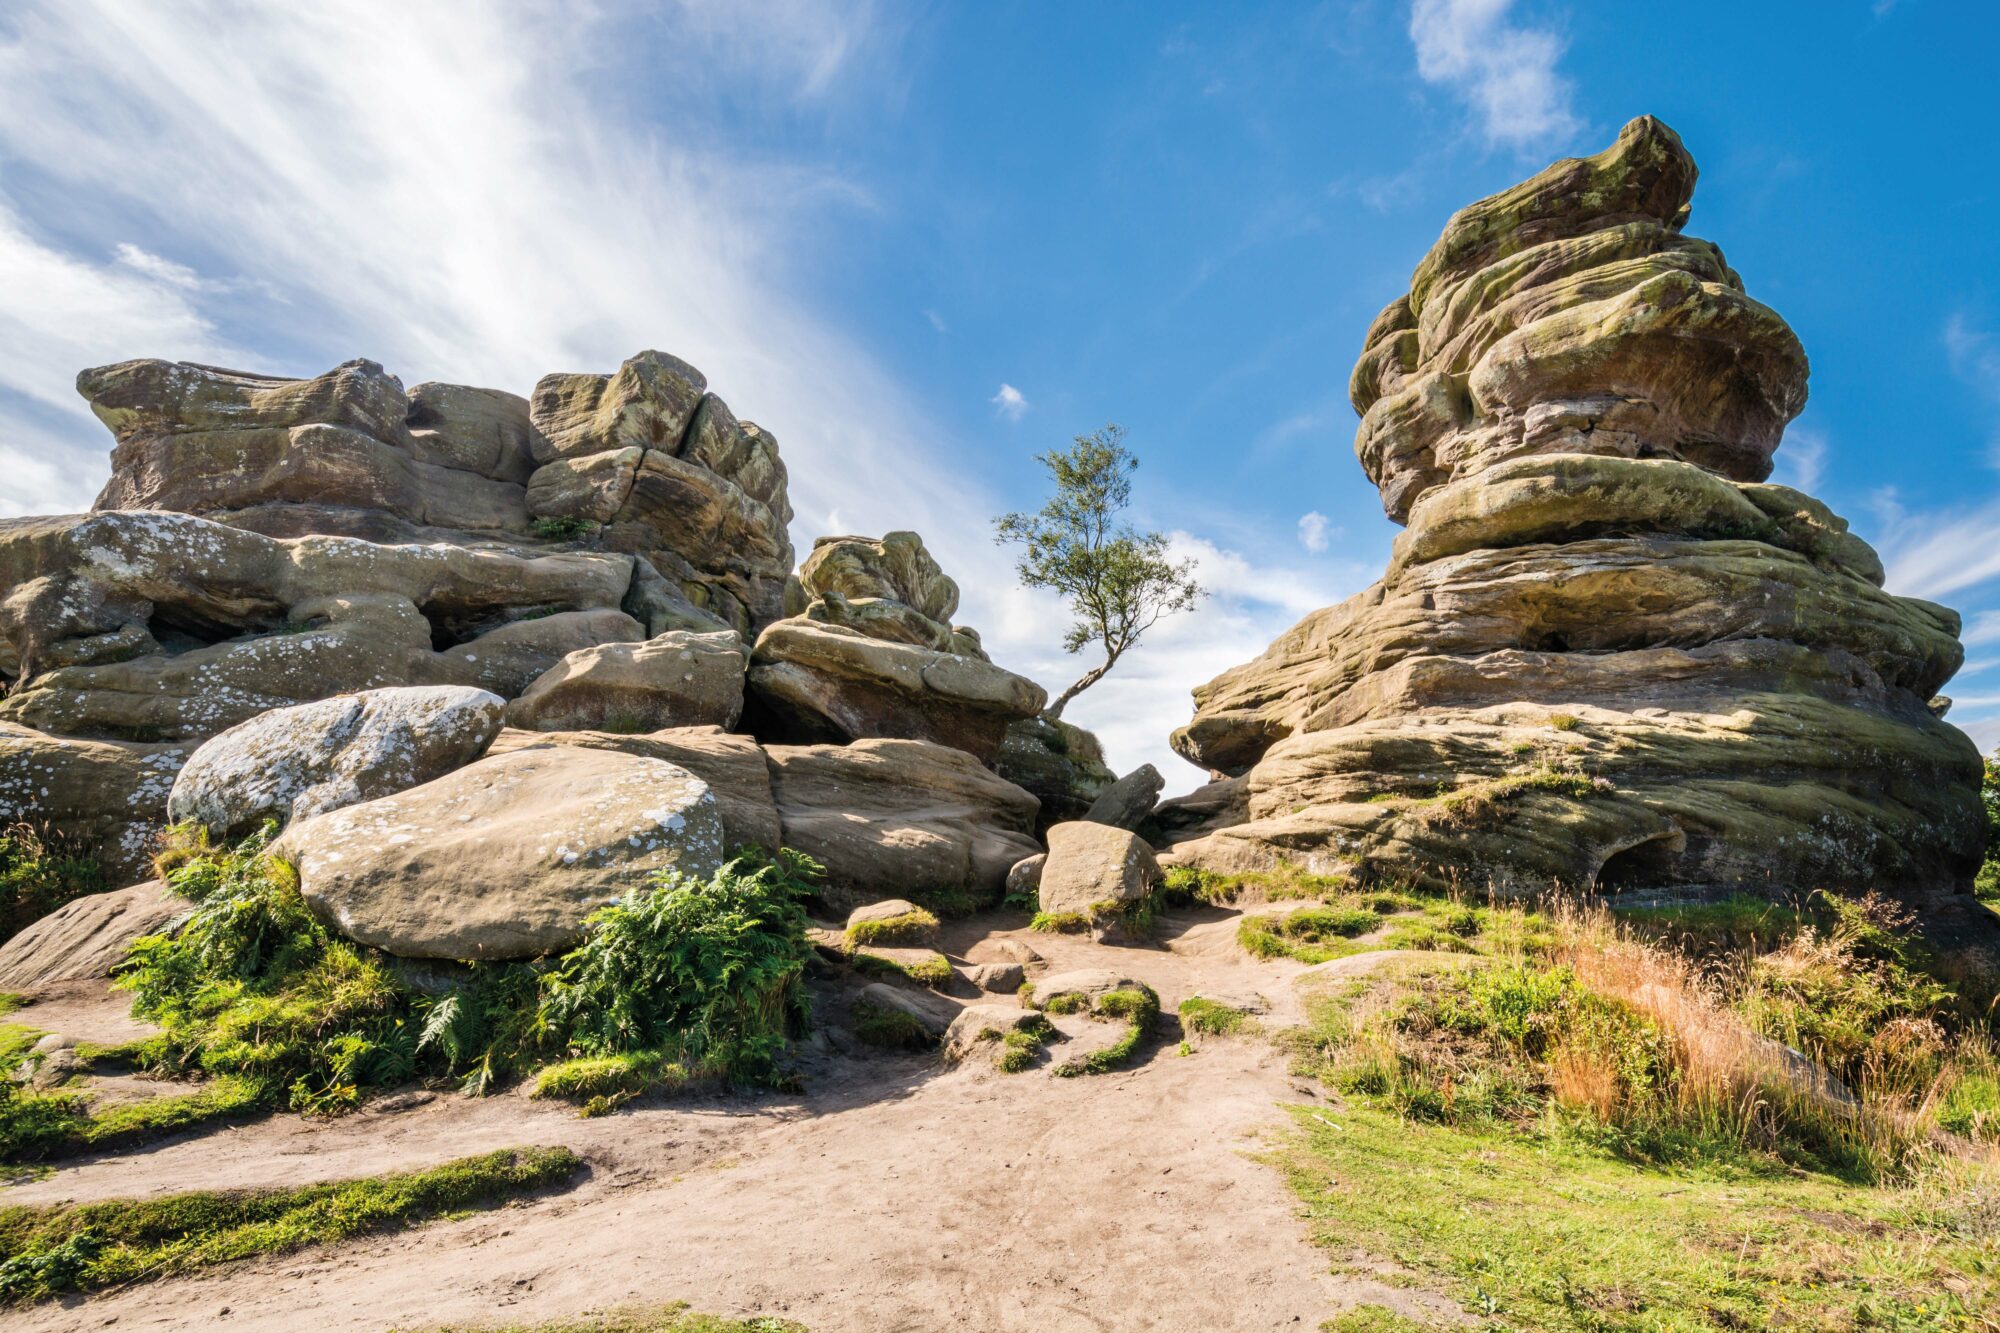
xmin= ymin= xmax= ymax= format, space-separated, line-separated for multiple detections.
xmin=277 ymin=747 xmax=726 ymax=959
xmin=168 ymin=686 xmax=504 ymax=836
xmin=0 ymin=880 xmax=188 ymax=990
xmin=1005 ymin=853 xmax=1046 ymax=900
xmin=996 ymin=715 xmax=1116 ymax=829
xmin=963 ymin=962 xmax=1025 ymax=993
xmin=1038 ymin=822 xmax=1161 ymax=918
xmin=944 ymin=1003 xmax=1044 ymax=1062
xmin=1166 ymin=116 xmax=1983 ymax=898
xmin=1083 ymin=764 xmax=1164 ymax=830
xmin=747 ymin=621 xmax=1044 ymax=763
xmin=485 ymin=725 xmax=781 ymax=853
xmin=0 ymin=723 xmax=189 ymax=883
xmin=1023 ymin=969 xmax=1149 ymax=1011
xmin=503 ymin=630 xmax=745 ymax=734
xmin=765 ymin=738 xmax=1040 ymax=911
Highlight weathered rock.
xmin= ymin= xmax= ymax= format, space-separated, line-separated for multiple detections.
xmin=527 ymin=351 xmax=793 ymax=631
xmin=797 ymin=532 xmax=959 ymax=625
xmin=1005 ymin=853 xmax=1046 ymax=900
xmin=168 ymin=686 xmax=504 ymax=836
xmin=996 ymin=715 xmax=1116 ymax=829
xmin=0 ymin=723 xmax=189 ymax=883
xmin=1168 ymin=116 xmax=1983 ymax=898
xmin=1083 ymin=764 xmax=1164 ymax=830
xmin=1141 ymin=775 xmax=1250 ymax=848
xmin=503 ymin=631 xmax=745 ymax=734
xmin=856 ymin=981 xmax=953 ymax=1038
xmin=747 ymin=621 xmax=1044 ymax=763
xmin=1038 ymin=822 xmax=1161 ymax=918
xmin=962 ymin=961 xmax=1025 ymax=994
xmin=944 ymin=1003 xmax=1042 ymax=1061
xmin=847 ymin=899 xmax=926 ymax=930
xmin=277 ymin=747 xmax=726 ymax=959
xmin=0 ymin=880 xmax=188 ymax=990
xmin=485 ymin=725 xmax=781 ymax=853
xmin=1023 ymin=969 xmax=1148 ymax=1011
xmin=764 ymin=738 xmax=1040 ymax=911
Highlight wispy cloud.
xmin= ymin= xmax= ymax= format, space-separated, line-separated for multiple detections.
xmin=991 ymin=382 xmax=1029 ymax=421
xmin=1770 ymin=425 xmax=1829 ymax=493
xmin=1943 ymin=312 xmax=2000 ymax=465
xmin=1408 ymin=0 xmax=1581 ymax=150
xmin=1297 ymin=510 xmax=1334 ymax=553
xmin=923 ymin=308 xmax=948 ymax=334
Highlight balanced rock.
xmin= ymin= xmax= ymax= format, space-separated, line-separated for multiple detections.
xmin=1166 ymin=116 xmax=1982 ymax=897
xmin=747 ymin=531 xmax=1045 ymax=764
xmin=277 ymin=747 xmax=725 ymax=959
xmin=1038 ymin=822 xmax=1161 ymax=918
xmin=1083 ymin=763 xmax=1165 ymax=830
xmin=168 ymin=685 xmax=504 ymax=836
xmin=995 ymin=715 xmax=1116 ymax=830
xmin=503 ymin=630 xmax=745 ymax=734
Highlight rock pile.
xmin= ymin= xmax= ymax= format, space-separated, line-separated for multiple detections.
xmin=1166 ymin=117 xmax=1983 ymax=896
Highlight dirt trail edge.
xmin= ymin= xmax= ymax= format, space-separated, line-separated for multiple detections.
xmin=9 ymin=910 xmax=1457 ymax=1332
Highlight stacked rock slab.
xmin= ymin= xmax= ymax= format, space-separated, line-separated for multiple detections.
xmin=746 ymin=531 xmax=1046 ymax=764
xmin=1167 ymin=116 xmax=1983 ymax=897
xmin=0 ymin=347 xmax=794 ymax=878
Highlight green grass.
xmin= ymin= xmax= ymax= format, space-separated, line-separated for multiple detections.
xmin=1178 ymin=996 xmax=1253 ymax=1038
xmin=403 ymin=1301 xmax=808 ymax=1332
xmin=0 ymin=1146 xmax=580 ymax=1303
xmin=849 ymin=950 xmax=953 ymax=990
xmin=1029 ymin=910 xmax=1091 ymax=934
xmin=531 ymin=516 xmax=596 ymax=541
xmin=1163 ymin=861 xmax=1354 ymax=907
xmin=1052 ymin=985 xmax=1159 ymax=1078
xmin=1273 ymin=1104 xmax=1996 ymax=1331
xmin=850 ymin=1000 xmax=933 ymax=1051
xmin=0 ymin=825 xmax=105 ymax=947
xmin=995 ymin=1024 xmax=1052 ymax=1073
xmin=530 ymin=1051 xmax=691 ymax=1116
xmin=0 ymin=1076 xmax=267 ymax=1162
xmin=1321 ymin=1308 xmax=1431 ymax=1333
xmin=844 ymin=907 xmax=940 ymax=947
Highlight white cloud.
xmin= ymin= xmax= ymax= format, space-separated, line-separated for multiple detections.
xmin=112 ymin=243 xmax=205 ymax=290
xmin=991 ymin=382 xmax=1029 ymax=421
xmin=1943 ymin=313 xmax=2000 ymax=465
xmin=1964 ymin=611 xmax=2000 ymax=648
xmin=1879 ymin=495 xmax=2000 ymax=603
xmin=1770 ymin=425 xmax=1829 ymax=493
xmin=1297 ymin=510 xmax=1333 ymax=553
xmin=1409 ymin=0 xmax=1581 ymax=150
xmin=923 ymin=308 xmax=948 ymax=334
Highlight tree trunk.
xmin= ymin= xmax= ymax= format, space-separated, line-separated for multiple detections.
xmin=1043 ymin=657 xmax=1115 ymax=721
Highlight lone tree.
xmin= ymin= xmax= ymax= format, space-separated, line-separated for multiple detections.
xmin=995 ymin=425 xmax=1203 ymax=719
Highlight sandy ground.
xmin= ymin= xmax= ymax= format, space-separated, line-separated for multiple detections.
xmin=4 ymin=907 xmax=1464 ymax=1333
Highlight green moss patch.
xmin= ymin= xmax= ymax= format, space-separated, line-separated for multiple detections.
xmin=0 ymin=1146 xmax=580 ymax=1303
xmin=844 ymin=908 xmax=940 ymax=948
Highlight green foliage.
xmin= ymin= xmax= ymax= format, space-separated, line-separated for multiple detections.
xmin=0 ymin=825 xmax=105 ymax=947
xmin=850 ymin=950 xmax=953 ymax=990
xmin=0 ymin=1147 xmax=578 ymax=1303
xmin=1028 ymin=910 xmax=1092 ymax=934
xmin=1977 ymin=750 xmax=2000 ymax=901
xmin=993 ymin=424 xmax=1203 ymax=716
xmin=995 ymin=1019 xmax=1054 ymax=1074
xmin=844 ymin=907 xmax=939 ymax=947
xmin=0 ymin=1077 xmax=265 ymax=1163
xmin=103 ymin=833 xmax=819 ymax=1132
xmin=850 ymin=1000 xmax=933 ymax=1050
xmin=531 ymin=1051 xmax=686 ymax=1116
xmin=1178 ymin=997 xmax=1251 ymax=1038
xmin=1052 ymin=985 xmax=1158 ymax=1077
xmin=1238 ymin=906 xmax=1380 ymax=963
xmin=531 ymin=516 xmax=596 ymax=541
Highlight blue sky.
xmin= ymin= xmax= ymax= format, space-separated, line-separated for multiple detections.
xmin=2 ymin=0 xmax=1997 ymax=788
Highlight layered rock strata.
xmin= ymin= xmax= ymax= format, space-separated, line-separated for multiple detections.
xmin=1167 ymin=116 xmax=1983 ymax=896
xmin=746 ymin=531 xmax=1046 ymax=763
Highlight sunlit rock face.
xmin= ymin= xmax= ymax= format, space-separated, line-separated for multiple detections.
xmin=1166 ymin=116 xmax=1984 ymax=898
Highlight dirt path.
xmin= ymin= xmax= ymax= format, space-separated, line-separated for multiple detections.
xmin=7 ymin=908 xmax=1457 ymax=1332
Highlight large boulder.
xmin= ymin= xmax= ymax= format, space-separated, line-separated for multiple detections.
xmin=503 ymin=630 xmax=745 ymax=734
xmin=996 ymin=715 xmax=1116 ymax=830
xmin=0 ymin=722 xmax=189 ymax=884
xmin=1166 ymin=116 xmax=1983 ymax=898
xmin=276 ymin=747 xmax=726 ymax=959
xmin=747 ymin=621 xmax=1044 ymax=764
xmin=168 ymin=686 xmax=504 ymax=837
xmin=0 ymin=880 xmax=188 ymax=990
xmin=1038 ymin=822 xmax=1161 ymax=918
xmin=527 ymin=351 xmax=793 ymax=632
xmin=485 ymin=725 xmax=781 ymax=853
xmin=1083 ymin=764 xmax=1165 ymax=831
xmin=764 ymin=737 xmax=1041 ymax=912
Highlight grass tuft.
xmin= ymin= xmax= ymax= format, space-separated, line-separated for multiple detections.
xmin=844 ymin=908 xmax=940 ymax=948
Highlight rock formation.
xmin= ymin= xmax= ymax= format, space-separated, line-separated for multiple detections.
xmin=745 ymin=531 xmax=1046 ymax=763
xmin=1166 ymin=117 xmax=1983 ymax=897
